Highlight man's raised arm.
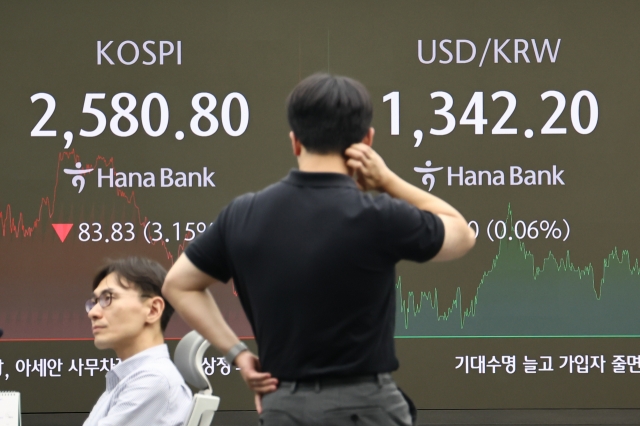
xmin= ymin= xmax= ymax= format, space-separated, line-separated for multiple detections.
xmin=345 ymin=140 xmax=476 ymax=262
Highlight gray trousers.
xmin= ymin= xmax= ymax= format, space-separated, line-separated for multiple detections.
xmin=258 ymin=373 xmax=413 ymax=426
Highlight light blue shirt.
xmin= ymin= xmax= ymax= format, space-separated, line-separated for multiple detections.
xmin=84 ymin=344 xmax=192 ymax=426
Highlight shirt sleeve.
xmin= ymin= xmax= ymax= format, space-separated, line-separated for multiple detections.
xmin=96 ymin=372 xmax=176 ymax=426
xmin=184 ymin=205 xmax=232 ymax=283
xmin=379 ymin=195 xmax=445 ymax=262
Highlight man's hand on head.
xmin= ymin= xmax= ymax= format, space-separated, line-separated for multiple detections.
xmin=345 ymin=143 xmax=394 ymax=192
xmin=234 ymin=351 xmax=278 ymax=414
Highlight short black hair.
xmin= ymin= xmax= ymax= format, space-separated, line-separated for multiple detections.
xmin=286 ymin=73 xmax=373 ymax=154
xmin=92 ymin=257 xmax=174 ymax=332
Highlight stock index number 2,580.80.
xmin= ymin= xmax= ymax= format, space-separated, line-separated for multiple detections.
xmin=30 ymin=92 xmax=250 ymax=141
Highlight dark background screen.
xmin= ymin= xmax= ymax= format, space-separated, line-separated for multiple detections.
xmin=1 ymin=0 xmax=639 ymax=412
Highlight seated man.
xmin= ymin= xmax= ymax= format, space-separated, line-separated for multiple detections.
xmin=83 ymin=257 xmax=192 ymax=426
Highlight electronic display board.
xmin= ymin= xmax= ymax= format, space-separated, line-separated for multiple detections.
xmin=2 ymin=0 xmax=640 ymax=413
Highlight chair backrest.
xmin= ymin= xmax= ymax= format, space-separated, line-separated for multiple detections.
xmin=174 ymin=331 xmax=221 ymax=426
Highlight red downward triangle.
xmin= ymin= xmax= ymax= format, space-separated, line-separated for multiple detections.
xmin=52 ymin=224 xmax=73 ymax=242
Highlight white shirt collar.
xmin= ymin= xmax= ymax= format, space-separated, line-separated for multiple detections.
xmin=106 ymin=344 xmax=169 ymax=391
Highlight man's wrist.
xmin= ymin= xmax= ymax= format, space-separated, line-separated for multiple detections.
xmin=224 ymin=341 xmax=249 ymax=366
xmin=377 ymin=169 xmax=397 ymax=193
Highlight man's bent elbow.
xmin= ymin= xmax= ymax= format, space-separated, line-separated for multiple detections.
xmin=432 ymin=218 xmax=476 ymax=262
xmin=461 ymin=225 xmax=476 ymax=255
xmin=451 ymin=220 xmax=476 ymax=259
xmin=161 ymin=276 xmax=179 ymax=305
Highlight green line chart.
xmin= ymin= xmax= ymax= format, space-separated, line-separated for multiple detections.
xmin=395 ymin=205 xmax=640 ymax=337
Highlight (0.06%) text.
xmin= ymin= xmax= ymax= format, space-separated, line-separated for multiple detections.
xmin=467 ymin=218 xmax=570 ymax=242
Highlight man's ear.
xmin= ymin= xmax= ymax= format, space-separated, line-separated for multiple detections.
xmin=361 ymin=127 xmax=375 ymax=147
xmin=146 ymin=296 xmax=165 ymax=326
xmin=290 ymin=131 xmax=302 ymax=156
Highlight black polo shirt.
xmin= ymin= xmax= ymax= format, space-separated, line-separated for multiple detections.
xmin=185 ymin=170 xmax=444 ymax=380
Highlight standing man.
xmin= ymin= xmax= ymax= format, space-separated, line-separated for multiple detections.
xmin=84 ymin=257 xmax=192 ymax=426
xmin=163 ymin=74 xmax=475 ymax=425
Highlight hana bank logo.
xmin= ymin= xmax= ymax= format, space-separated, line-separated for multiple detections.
xmin=413 ymin=160 xmax=443 ymax=191
xmin=63 ymin=162 xmax=94 ymax=193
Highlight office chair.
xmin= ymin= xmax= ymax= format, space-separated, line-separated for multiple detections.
xmin=174 ymin=331 xmax=221 ymax=426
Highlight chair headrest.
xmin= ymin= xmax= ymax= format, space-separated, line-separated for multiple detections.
xmin=174 ymin=330 xmax=212 ymax=392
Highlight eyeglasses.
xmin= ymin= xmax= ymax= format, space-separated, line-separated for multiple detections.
xmin=85 ymin=291 xmax=154 ymax=313
xmin=85 ymin=291 xmax=114 ymax=313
